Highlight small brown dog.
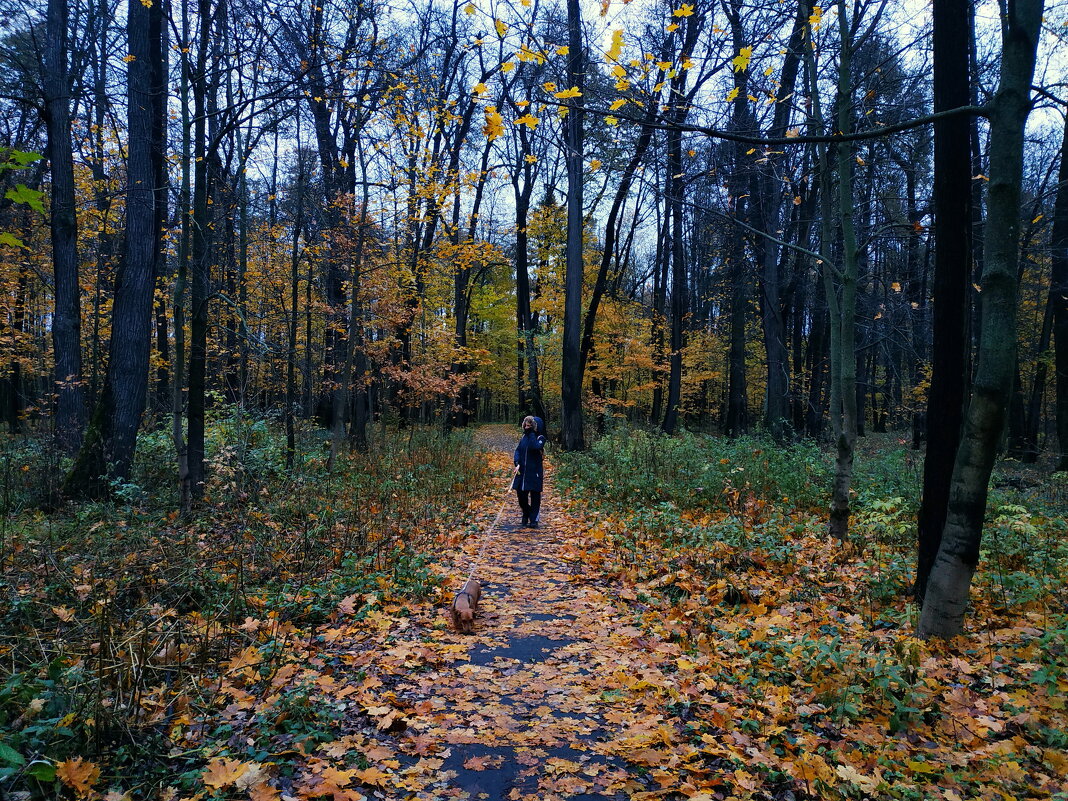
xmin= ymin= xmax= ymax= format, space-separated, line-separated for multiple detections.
xmin=450 ymin=578 xmax=482 ymax=634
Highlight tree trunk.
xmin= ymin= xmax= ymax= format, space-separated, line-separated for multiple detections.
xmin=917 ymin=10 xmax=970 ymax=428
xmin=560 ymin=0 xmax=585 ymax=450
xmin=1051 ymin=110 xmax=1068 ymax=470
xmin=753 ymin=0 xmax=809 ymax=441
xmin=187 ymin=0 xmax=215 ymax=501
xmin=919 ymin=0 xmax=1043 ymax=639
xmin=823 ymin=5 xmax=860 ymax=541
xmin=42 ymin=0 xmax=84 ymax=452
xmin=724 ymin=0 xmax=752 ymax=438
xmin=65 ymin=0 xmax=164 ymax=497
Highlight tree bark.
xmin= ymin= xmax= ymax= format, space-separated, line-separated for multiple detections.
xmin=752 ymin=0 xmax=809 ymax=441
xmin=916 ymin=0 xmax=976 ymax=601
xmin=65 ymin=0 xmax=164 ymax=497
xmin=42 ymin=0 xmax=84 ymax=453
xmin=919 ymin=0 xmax=1043 ymax=639
xmin=187 ymin=0 xmax=216 ymax=501
xmin=560 ymin=0 xmax=585 ymax=450
xmin=1052 ymin=111 xmax=1068 ymax=470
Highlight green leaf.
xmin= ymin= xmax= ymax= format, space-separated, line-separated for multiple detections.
xmin=0 ymin=232 xmax=26 ymax=249
xmin=5 ymin=184 xmax=45 ymax=213
xmin=0 ymin=742 xmax=25 ymax=766
xmin=9 ymin=150 xmax=42 ymax=167
xmin=26 ymin=760 xmax=56 ymax=782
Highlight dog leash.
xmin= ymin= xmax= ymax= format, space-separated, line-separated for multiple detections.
xmin=459 ymin=466 xmax=520 ymax=588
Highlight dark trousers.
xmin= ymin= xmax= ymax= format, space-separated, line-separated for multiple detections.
xmin=517 ymin=490 xmax=541 ymax=522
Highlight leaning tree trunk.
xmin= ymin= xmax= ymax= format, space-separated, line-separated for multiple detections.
xmin=915 ymin=0 xmax=974 ymax=602
xmin=42 ymin=0 xmax=84 ymax=453
xmin=560 ymin=0 xmax=585 ymax=451
xmin=918 ymin=0 xmax=1043 ymax=639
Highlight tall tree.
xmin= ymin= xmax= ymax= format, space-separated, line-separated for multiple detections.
xmin=65 ymin=0 xmax=165 ymax=496
xmin=40 ymin=0 xmax=84 ymax=452
xmin=1052 ymin=110 xmax=1068 ymax=471
xmin=750 ymin=0 xmax=809 ymax=441
xmin=560 ymin=0 xmax=584 ymax=450
xmin=915 ymin=0 xmax=974 ymax=602
xmin=919 ymin=0 xmax=1043 ymax=639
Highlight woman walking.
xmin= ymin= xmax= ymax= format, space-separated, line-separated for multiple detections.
xmin=512 ymin=415 xmax=546 ymax=527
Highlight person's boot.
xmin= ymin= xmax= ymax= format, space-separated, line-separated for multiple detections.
xmin=521 ymin=514 xmax=529 ymax=526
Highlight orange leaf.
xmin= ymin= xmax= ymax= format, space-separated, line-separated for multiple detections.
xmin=56 ymin=758 xmax=101 ymax=796
xmin=202 ymin=757 xmax=250 ymax=789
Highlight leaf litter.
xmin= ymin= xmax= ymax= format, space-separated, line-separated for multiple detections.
xmin=174 ymin=436 xmax=1067 ymax=801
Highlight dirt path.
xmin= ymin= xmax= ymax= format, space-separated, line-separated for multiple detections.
xmin=375 ymin=448 xmax=640 ymax=799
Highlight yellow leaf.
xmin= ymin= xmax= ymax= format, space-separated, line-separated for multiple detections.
xmin=542 ymin=81 xmax=558 ymax=92
xmin=140 ymin=0 xmax=153 ymax=6
xmin=809 ymin=6 xmax=823 ymax=30
xmin=725 ymin=87 xmax=739 ymax=102
xmin=515 ymin=113 xmax=540 ymax=129
xmin=673 ymin=3 xmax=694 ymax=16
xmin=611 ymin=64 xmax=626 ymax=78
xmin=666 ymin=22 xmax=679 ymax=32
xmin=556 ymin=45 xmax=569 ymax=55
xmin=785 ymin=127 xmax=800 ymax=137
xmin=606 ymin=116 xmax=619 ymax=125
xmin=494 ymin=18 xmax=507 ymax=37
xmin=836 ymin=764 xmax=878 ymax=791
xmin=501 ymin=61 xmax=515 ymax=72
xmin=891 ymin=282 xmax=901 ymax=291
xmin=123 ymin=54 xmax=136 ymax=63
xmin=657 ymin=60 xmax=672 ymax=70
xmin=732 ymin=46 xmax=752 ymax=73
xmin=473 ymin=82 xmax=488 ymax=95
xmin=554 ymin=86 xmax=582 ymax=99
xmin=609 ymin=98 xmax=627 ymax=110
xmin=524 ymin=154 xmax=538 ymax=163
xmin=483 ymin=107 xmax=504 ymax=141
xmin=606 ymin=29 xmax=625 ymax=62
xmin=589 ymin=159 xmax=602 ymax=171
xmin=353 ymin=766 xmax=391 ymax=787
xmin=463 ymin=2 xmax=475 ymax=14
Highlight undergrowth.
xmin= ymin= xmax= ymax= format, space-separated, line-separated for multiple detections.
xmin=0 ymin=411 xmax=491 ymax=798
xmin=556 ymin=425 xmax=1068 ymax=800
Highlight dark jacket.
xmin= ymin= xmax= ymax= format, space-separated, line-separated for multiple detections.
xmin=512 ymin=428 xmax=546 ymax=492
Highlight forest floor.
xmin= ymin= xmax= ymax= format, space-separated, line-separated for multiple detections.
xmin=182 ymin=426 xmax=1068 ymax=801
xmin=193 ymin=428 xmax=692 ymax=800
xmin=10 ymin=424 xmax=1064 ymax=801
